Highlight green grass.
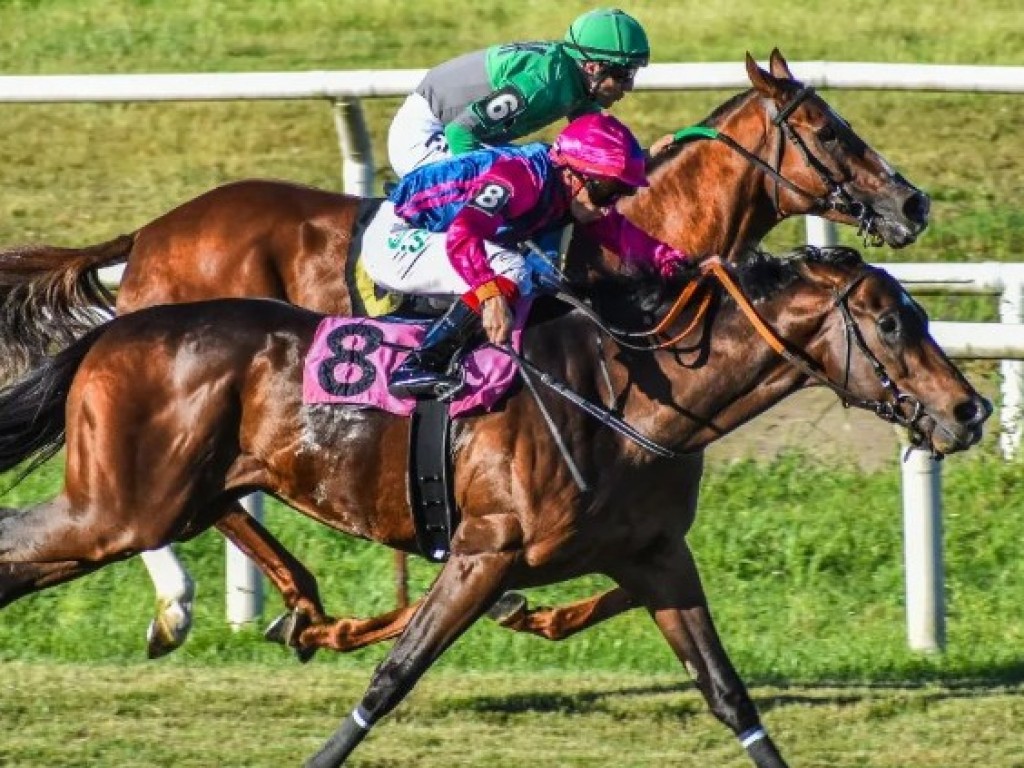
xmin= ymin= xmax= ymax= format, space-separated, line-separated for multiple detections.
xmin=3 ymin=452 xmax=1023 ymax=686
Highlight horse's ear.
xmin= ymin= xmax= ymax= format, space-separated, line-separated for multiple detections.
xmin=745 ymin=52 xmax=784 ymax=99
xmin=769 ymin=48 xmax=795 ymax=80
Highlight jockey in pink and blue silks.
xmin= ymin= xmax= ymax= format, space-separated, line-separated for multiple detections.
xmin=387 ymin=8 xmax=674 ymax=177
xmin=362 ymin=113 xmax=692 ymax=399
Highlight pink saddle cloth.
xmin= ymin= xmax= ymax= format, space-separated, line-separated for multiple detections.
xmin=302 ymin=309 xmax=526 ymax=418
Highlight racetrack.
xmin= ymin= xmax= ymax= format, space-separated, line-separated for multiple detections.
xmin=4 ymin=664 xmax=1023 ymax=767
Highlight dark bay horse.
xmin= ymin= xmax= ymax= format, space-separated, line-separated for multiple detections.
xmin=0 ymin=48 xmax=931 ymax=654
xmin=0 ymin=248 xmax=987 ymax=767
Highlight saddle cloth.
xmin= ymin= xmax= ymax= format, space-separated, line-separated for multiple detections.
xmin=302 ymin=310 xmax=527 ymax=418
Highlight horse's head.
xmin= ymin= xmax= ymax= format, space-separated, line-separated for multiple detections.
xmin=780 ymin=248 xmax=989 ymax=456
xmin=742 ymin=49 xmax=930 ymax=248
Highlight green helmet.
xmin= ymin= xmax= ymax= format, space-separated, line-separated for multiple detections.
xmin=564 ymin=8 xmax=650 ymax=68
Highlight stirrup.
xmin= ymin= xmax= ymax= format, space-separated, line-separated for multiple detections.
xmin=388 ymin=364 xmax=466 ymax=401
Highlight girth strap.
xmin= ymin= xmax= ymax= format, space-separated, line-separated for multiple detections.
xmin=407 ymin=398 xmax=460 ymax=562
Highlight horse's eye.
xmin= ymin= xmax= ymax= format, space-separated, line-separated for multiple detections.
xmin=817 ymin=124 xmax=837 ymax=143
xmin=878 ymin=314 xmax=899 ymax=337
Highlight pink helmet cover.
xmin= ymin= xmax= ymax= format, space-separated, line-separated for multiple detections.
xmin=551 ymin=113 xmax=649 ymax=188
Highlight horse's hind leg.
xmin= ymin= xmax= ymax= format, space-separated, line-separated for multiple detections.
xmin=0 ymin=560 xmax=98 ymax=608
xmin=307 ymin=546 xmax=517 ymax=767
xmin=295 ymin=600 xmax=423 ymax=655
xmin=0 ymin=497 xmax=163 ymax=603
xmin=612 ymin=542 xmax=790 ymax=768
xmin=488 ymin=587 xmax=636 ymax=640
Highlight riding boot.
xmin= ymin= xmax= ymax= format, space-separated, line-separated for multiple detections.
xmin=388 ymin=299 xmax=480 ymax=399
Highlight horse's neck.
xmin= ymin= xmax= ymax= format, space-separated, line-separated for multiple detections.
xmin=625 ymin=100 xmax=779 ymax=261
xmin=606 ymin=300 xmax=813 ymax=455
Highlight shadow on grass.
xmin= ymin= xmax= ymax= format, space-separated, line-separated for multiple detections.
xmin=436 ymin=663 xmax=1024 ymax=719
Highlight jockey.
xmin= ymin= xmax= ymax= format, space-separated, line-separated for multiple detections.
xmin=361 ymin=113 xmax=692 ymax=399
xmin=387 ymin=8 xmax=673 ymax=177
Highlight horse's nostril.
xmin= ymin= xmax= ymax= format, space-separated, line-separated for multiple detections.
xmin=953 ymin=398 xmax=988 ymax=426
xmin=903 ymin=191 xmax=930 ymax=224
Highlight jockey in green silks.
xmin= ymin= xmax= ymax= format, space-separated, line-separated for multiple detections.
xmin=387 ymin=8 xmax=673 ymax=177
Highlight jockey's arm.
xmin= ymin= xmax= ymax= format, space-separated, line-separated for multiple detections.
xmin=445 ymin=160 xmax=543 ymax=308
xmin=582 ymin=208 xmax=691 ymax=278
xmin=443 ymin=67 xmax=588 ymax=156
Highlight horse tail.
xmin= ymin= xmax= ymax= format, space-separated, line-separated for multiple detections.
xmin=0 ymin=322 xmax=108 ymax=482
xmin=0 ymin=234 xmax=132 ymax=380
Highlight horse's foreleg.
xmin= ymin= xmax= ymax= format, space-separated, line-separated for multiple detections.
xmin=306 ymin=541 xmax=517 ymax=768
xmin=613 ymin=542 xmax=790 ymax=768
xmin=213 ymin=502 xmax=338 ymax=661
xmin=217 ymin=506 xmax=430 ymax=658
xmin=216 ymin=503 xmax=329 ymax=621
xmin=488 ymin=587 xmax=636 ymax=640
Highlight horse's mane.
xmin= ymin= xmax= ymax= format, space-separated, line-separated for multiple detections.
xmin=586 ymin=246 xmax=865 ymax=332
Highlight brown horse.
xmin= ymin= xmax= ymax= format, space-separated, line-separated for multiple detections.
xmin=0 ymin=48 xmax=931 ymax=654
xmin=0 ymin=247 xmax=988 ymax=767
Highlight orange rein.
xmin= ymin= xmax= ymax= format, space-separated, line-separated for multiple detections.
xmin=638 ymin=256 xmax=785 ymax=352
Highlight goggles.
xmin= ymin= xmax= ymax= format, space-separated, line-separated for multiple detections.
xmin=582 ymin=176 xmax=638 ymax=207
xmin=600 ymin=63 xmax=640 ymax=84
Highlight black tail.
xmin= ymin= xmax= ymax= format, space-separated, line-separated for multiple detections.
xmin=0 ymin=234 xmax=130 ymax=381
xmin=0 ymin=322 xmax=110 ymax=483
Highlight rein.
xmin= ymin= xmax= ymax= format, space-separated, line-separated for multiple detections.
xmin=703 ymin=259 xmax=923 ymax=427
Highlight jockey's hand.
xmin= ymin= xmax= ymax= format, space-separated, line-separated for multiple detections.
xmin=481 ymin=296 xmax=514 ymax=346
xmin=645 ymin=132 xmax=676 ymax=161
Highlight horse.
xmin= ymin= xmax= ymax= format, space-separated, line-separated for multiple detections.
xmin=0 ymin=48 xmax=931 ymax=655
xmin=0 ymin=247 xmax=988 ymax=768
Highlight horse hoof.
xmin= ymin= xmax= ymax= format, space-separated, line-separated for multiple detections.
xmin=146 ymin=599 xmax=193 ymax=659
xmin=264 ymin=611 xmax=298 ymax=646
xmin=487 ymin=592 xmax=528 ymax=626
xmin=265 ymin=610 xmax=317 ymax=663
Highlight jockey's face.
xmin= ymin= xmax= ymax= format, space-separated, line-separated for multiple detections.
xmin=582 ymin=61 xmax=638 ymax=108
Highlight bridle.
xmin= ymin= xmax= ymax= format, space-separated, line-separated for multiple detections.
xmin=704 ymin=258 xmax=925 ymax=430
xmin=670 ymin=86 xmax=882 ymax=245
xmin=512 ymin=254 xmax=928 ymax=462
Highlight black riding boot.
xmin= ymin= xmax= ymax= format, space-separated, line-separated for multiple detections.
xmin=388 ymin=299 xmax=480 ymax=399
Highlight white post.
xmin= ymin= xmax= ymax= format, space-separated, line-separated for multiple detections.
xmin=900 ymin=447 xmax=945 ymax=652
xmin=1000 ymin=280 xmax=1024 ymax=458
xmin=332 ymin=98 xmax=375 ymax=196
xmin=226 ymin=493 xmax=265 ymax=628
xmin=805 ymin=215 xmax=838 ymax=248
